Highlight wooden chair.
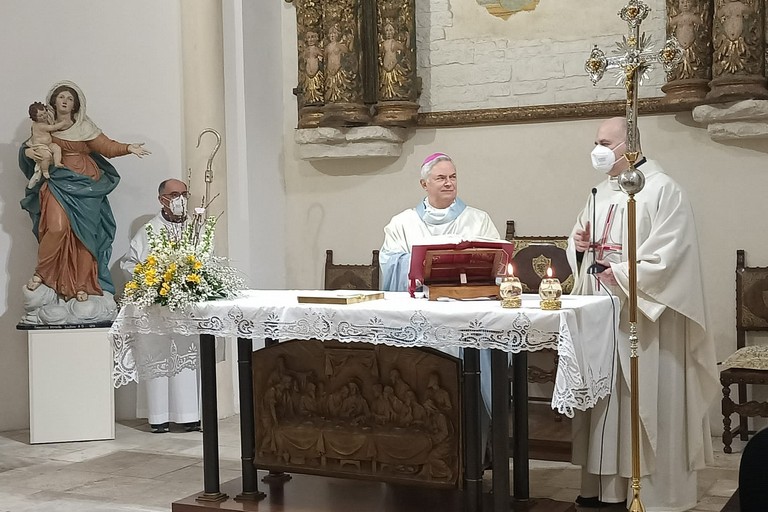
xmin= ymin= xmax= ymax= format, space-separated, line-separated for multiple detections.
xmin=505 ymin=220 xmax=574 ymax=461
xmin=324 ymin=250 xmax=380 ymax=291
xmin=720 ymin=249 xmax=768 ymax=453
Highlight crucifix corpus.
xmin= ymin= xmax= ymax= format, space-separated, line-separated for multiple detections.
xmin=584 ymin=2 xmax=682 ymax=511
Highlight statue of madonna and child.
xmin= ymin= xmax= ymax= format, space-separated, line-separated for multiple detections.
xmin=18 ymin=80 xmax=151 ymax=325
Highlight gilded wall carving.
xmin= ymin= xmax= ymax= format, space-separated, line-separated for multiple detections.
xmin=668 ymin=1 xmax=713 ymax=77
xmin=253 ymin=340 xmax=462 ymax=487
xmin=708 ymin=0 xmax=768 ymax=100
xmin=294 ymin=0 xmax=325 ymax=128
xmin=374 ymin=0 xmax=419 ymax=125
xmin=289 ymin=0 xmax=420 ymax=128
xmin=712 ymin=0 xmax=761 ymax=75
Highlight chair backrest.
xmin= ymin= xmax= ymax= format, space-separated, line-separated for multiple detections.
xmin=736 ymin=249 xmax=768 ymax=348
xmin=505 ymin=220 xmax=573 ymax=294
xmin=324 ymin=250 xmax=380 ymax=291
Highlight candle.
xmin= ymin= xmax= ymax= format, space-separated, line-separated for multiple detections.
xmin=539 ymin=267 xmax=562 ymax=310
xmin=500 ymin=263 xmax=522 ymax=308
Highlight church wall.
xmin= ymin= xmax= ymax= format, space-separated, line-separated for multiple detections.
xmin=0 ymin=0 xmax=185 ymax=430
xmin=417 ymin=0 xmax=666 ymax=111
xmin=278 ymin=1 xmax=768 ymax=429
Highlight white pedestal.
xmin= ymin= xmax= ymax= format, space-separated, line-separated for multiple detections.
xmin=28 ymin=328 xmax=115 ymax=443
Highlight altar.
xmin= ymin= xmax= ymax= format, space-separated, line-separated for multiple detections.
xmin=111 ymin=290 xmax=619 ymax=512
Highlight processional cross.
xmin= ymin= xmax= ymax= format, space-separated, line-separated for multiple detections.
xmin=584 ymin=2 xmax=682 ymax=511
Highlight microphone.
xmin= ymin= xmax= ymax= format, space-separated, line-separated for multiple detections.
xmin=586 ymin=187 xmax=608 ymax=275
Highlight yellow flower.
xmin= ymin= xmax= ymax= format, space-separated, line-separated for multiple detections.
xmin=159 ymin=287 xmax=169 ymax=296
xmin=193 ymin=260 xmax=203 ymax=270
xmin=168 ymin=262 xmax=178 ymax=273
xmin=134 ymin=263 xmax=143 ymax=274
xmin=186 ymin=273 xmax=201 ymax=284
xmin=186 ymin=255 xmax=196 ymax=264
xmin=125 ymin=281 xmax=138 ymax=290
xmin=146 ymin=255 xmax=158 ymax=267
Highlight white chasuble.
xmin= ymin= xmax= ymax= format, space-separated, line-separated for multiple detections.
xmin=566 ymin=160 xmax=718 ymax=511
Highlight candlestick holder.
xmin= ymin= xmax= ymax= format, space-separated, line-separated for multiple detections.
xmin=500 ymin=276 xmax=523 ymax=308
xmin=539 ymin=274 xmax=562 ymax=310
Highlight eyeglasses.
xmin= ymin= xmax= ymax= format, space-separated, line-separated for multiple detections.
xmin=162 ymin=191 xmax=190 ymax=199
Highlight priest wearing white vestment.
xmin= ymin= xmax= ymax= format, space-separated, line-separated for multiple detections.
xmin=121 ymin=179 xmax=201 ymax=434
xmin=380 ymin=152 xmax=500 ymax=292
xmin=566 ymin=118 xmax=718 ymax=511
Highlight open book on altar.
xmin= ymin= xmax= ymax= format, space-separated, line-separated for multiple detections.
xmin=408 ymin=239 xmax=514 ymax=299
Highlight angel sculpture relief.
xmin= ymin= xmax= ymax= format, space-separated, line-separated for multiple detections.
xmin=713 ymin=0 xmax=755 ymax=74
xmin=378 ymin=21 xmax=411 ymax=99
xmin=324 ymin=24 xmax=357 ymax=103
xmin=299 ymin=29 xmax=324 ymax=105
xmin=668 ymin=0 xmax=709 ymax=79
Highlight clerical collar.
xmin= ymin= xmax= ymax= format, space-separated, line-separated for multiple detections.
xmin=608 ymin=157 xmax=648 ymax=191
xmin=161 ymin=209 xmax=186 ymax=224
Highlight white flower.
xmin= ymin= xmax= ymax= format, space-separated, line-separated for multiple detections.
xmin=121 ymin=216 xmax=244 ymax=312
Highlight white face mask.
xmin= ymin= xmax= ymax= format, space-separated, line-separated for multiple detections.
xmin=169 ymin=196 xmax=187 ymax=217
xmin=590 ymin=141 xmax=625 ymax=173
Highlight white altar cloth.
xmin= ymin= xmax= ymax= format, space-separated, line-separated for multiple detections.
xmin=110 ymin=290 xmax=618 ymax=417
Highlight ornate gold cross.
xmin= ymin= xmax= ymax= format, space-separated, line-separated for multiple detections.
xmin=583 ymin=3 xmax=683 ymax=511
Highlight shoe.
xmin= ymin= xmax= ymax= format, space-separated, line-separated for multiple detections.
xmin=575 ymin=495 xmax=627 ymax=508
xmin=181 ymin=421 xmax=201 ymax=432
xmin=150 ymin=422 xmax=170 ymax=434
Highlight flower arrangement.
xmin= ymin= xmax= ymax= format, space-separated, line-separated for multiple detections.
xmin=122 ymin=211 xmax=244 ymax=311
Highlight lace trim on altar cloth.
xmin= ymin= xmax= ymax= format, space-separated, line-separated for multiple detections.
xmin=721 ymin=345 xmax=768 ymax=371
xmin=110 ymin=301 xmax=614 ymax=418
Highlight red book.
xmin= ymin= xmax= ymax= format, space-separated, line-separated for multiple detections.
xmin=408 ymin=240 xmax=514 ymax=297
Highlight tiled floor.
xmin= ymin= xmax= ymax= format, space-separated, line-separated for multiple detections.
xmin=0 ymin=416 xmax=741 ymax=511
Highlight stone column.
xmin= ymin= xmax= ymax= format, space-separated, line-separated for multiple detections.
xmin=373 ymin=0 xmax=420 ymax=126
xmin=320 ymin=0 xmax=372 ymax=126
xmin=291 ymin=0 xmax=326 ymax=128
xmin=180 ymin=0 xmax=234 ymax=417
xmin=661 ymin=0 xmax=713 ymax=102
xmin=707 ymin=0 xmax=768 ymax=101
xmin=181 ymin=0 xmax=229 ymax=253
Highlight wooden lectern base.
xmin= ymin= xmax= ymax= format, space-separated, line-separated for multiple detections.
xmin=172 ymin=473 xmax=575 ymax=512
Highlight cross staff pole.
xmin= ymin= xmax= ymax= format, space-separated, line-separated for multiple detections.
xmin=584 ymin=2 xmax=682 ymax=511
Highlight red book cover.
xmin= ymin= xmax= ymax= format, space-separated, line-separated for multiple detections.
xmin=408 ymin=240 xmax=514 ymax=296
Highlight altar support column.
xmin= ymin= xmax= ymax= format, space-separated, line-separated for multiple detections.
xmin=235 ymin=337 xmax=265 ymax=501
xmin=491 ymin=349 xmax=511 ymax=510
xmin=463 ymin=348 xmax=483 ymax=512
xmin=197 ymin=333 xmax=227 ymax=503
xmin=510 ymin=352 xmax=530 ymax=502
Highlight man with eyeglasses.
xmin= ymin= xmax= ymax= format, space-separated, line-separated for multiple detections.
xmin=380 ymin=152 xmax=500 ymax=292
xmin=121 ymin=178 xmax=201 ymax=434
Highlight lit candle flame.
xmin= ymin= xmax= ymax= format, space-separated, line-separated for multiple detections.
xmin=546 ymin=267 xmax=553 ymax=278
xmin=507 ymin=263 xmax=514 ymax=276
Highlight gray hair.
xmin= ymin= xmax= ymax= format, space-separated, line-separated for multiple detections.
xmin=420 ymin=155 xmax=454 ymax=180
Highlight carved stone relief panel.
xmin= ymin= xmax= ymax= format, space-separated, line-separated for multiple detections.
xmin=253 ymin=340 xmax=462 ymax=487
